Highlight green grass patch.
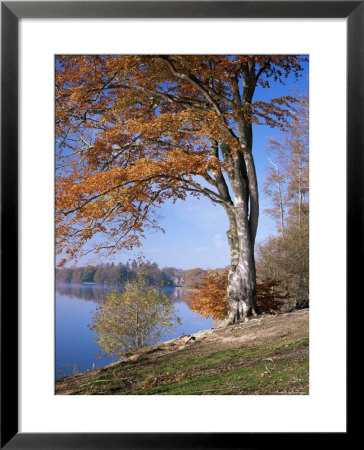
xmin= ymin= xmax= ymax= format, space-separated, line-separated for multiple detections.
xmin=137 ymin=356 xmax=308 ymax=395
xmin=75 ymin=336 xmax=308 ymax=395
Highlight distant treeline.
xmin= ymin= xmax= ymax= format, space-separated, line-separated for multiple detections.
xmin=56 ymin=260 xmax=185 ymax=286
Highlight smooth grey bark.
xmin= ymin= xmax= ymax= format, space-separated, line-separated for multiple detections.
xmin=210 ymin=64 xmax=260 ymax=324
xmin=223 ymin=68 xmax=259 ymax=323
xmin=225 ymin=203 xmax=258 ymax=324
xmin=219 ymin=137 xmax=259 ymax=323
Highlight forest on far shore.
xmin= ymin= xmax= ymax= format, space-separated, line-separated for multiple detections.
xmin=55 ymin=261 xmax=229 ymax=288
xmin=56 ymin=260 xmax=185 ymax=287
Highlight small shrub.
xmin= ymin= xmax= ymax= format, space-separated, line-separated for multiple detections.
xmin=89 ymin=277 xmax=180 ymax=358
xmin=186 ymin=271 xmax=286 ymax=320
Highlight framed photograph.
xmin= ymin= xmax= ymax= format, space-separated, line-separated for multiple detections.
xmin=1 ymin=1 xmax=358 ymax=447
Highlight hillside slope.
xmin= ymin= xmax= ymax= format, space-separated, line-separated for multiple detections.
xmin=56 ymin=309 xmax=309 ymax=395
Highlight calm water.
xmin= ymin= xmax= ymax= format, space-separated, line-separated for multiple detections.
xmin=55 ymin=283 xmax=213 ymax=379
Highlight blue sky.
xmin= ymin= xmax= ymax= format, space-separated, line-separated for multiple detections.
xmin=63 ymin=58 xmax=309 ymax=270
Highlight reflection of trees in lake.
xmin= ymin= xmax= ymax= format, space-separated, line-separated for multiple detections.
xmin=172 ymin=287 xmax=187 ymax=303
xmin=55 ymin=284 xmax=121 ymax=302
xmin=56 ymin=284 xmax=188 ymax=305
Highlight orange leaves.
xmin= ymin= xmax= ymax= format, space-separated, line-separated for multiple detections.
xmin=56 ymin=55 xmax=306 ymax=264
xmin=186 ymin=271 xmax=228 ymax=321
xmin=186 ymin=271 xmax=286 ymax=320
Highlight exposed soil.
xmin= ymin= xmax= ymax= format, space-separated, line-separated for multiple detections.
xmin=56 ymin=308 xmax=309 ymax=395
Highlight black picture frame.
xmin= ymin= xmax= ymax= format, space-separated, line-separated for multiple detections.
xmin=1 ymin=1 xmax=359 ymax=448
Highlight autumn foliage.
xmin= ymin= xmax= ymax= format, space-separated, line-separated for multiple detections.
xmin=187 ymin=271 xmax=286 ymax=320
xmin=185 ymin=271 xmax=229 ymax=320
xmin=89 ymin=275 xmax=180 ymax=357
xmin=55 ymin=55 xmax=305 ymax=266
xmin=255 ymin=279 xmax=288 ymax=314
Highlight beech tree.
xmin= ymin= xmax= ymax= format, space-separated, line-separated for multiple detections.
xmin=56 ymin=55 xmax=305 ymax=323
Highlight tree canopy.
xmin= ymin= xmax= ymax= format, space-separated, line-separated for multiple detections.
xmin=56 ymin=55 xmax=305 ymax=266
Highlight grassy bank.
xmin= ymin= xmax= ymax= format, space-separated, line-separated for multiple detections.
xmin=56 ymin=309 xmax=309 ymax=395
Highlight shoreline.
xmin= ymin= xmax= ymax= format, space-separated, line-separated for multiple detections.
xmin=56 ymin=309 xmax=309 ymax=395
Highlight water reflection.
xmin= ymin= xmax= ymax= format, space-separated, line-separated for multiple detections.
xmin=55 ymin=283 xmax=189 ymax=303
xmin=56 ymin=283 xmax=116 ymax=302
xmin=55 ymin=283 xmax=213 ymax=379
xmin=172 ymin=286 xmax=187 ymax=303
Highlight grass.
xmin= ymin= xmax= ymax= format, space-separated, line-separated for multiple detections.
xmin=70 ymin=336 xmax=309 ymax=395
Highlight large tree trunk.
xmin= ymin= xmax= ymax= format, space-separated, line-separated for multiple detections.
xmin=223 ymin=155 xmax=259 ymax=324
xmin=225 ymin=205 xmax=258 ymax=324
xmin=219 ymin=63 xmax=261 ymax=324
xmin=223 ymin=120 xmax=259 ymax=322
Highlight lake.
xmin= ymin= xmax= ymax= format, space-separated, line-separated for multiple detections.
xmin=55 ymin=283 xmax=213 ymax=379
